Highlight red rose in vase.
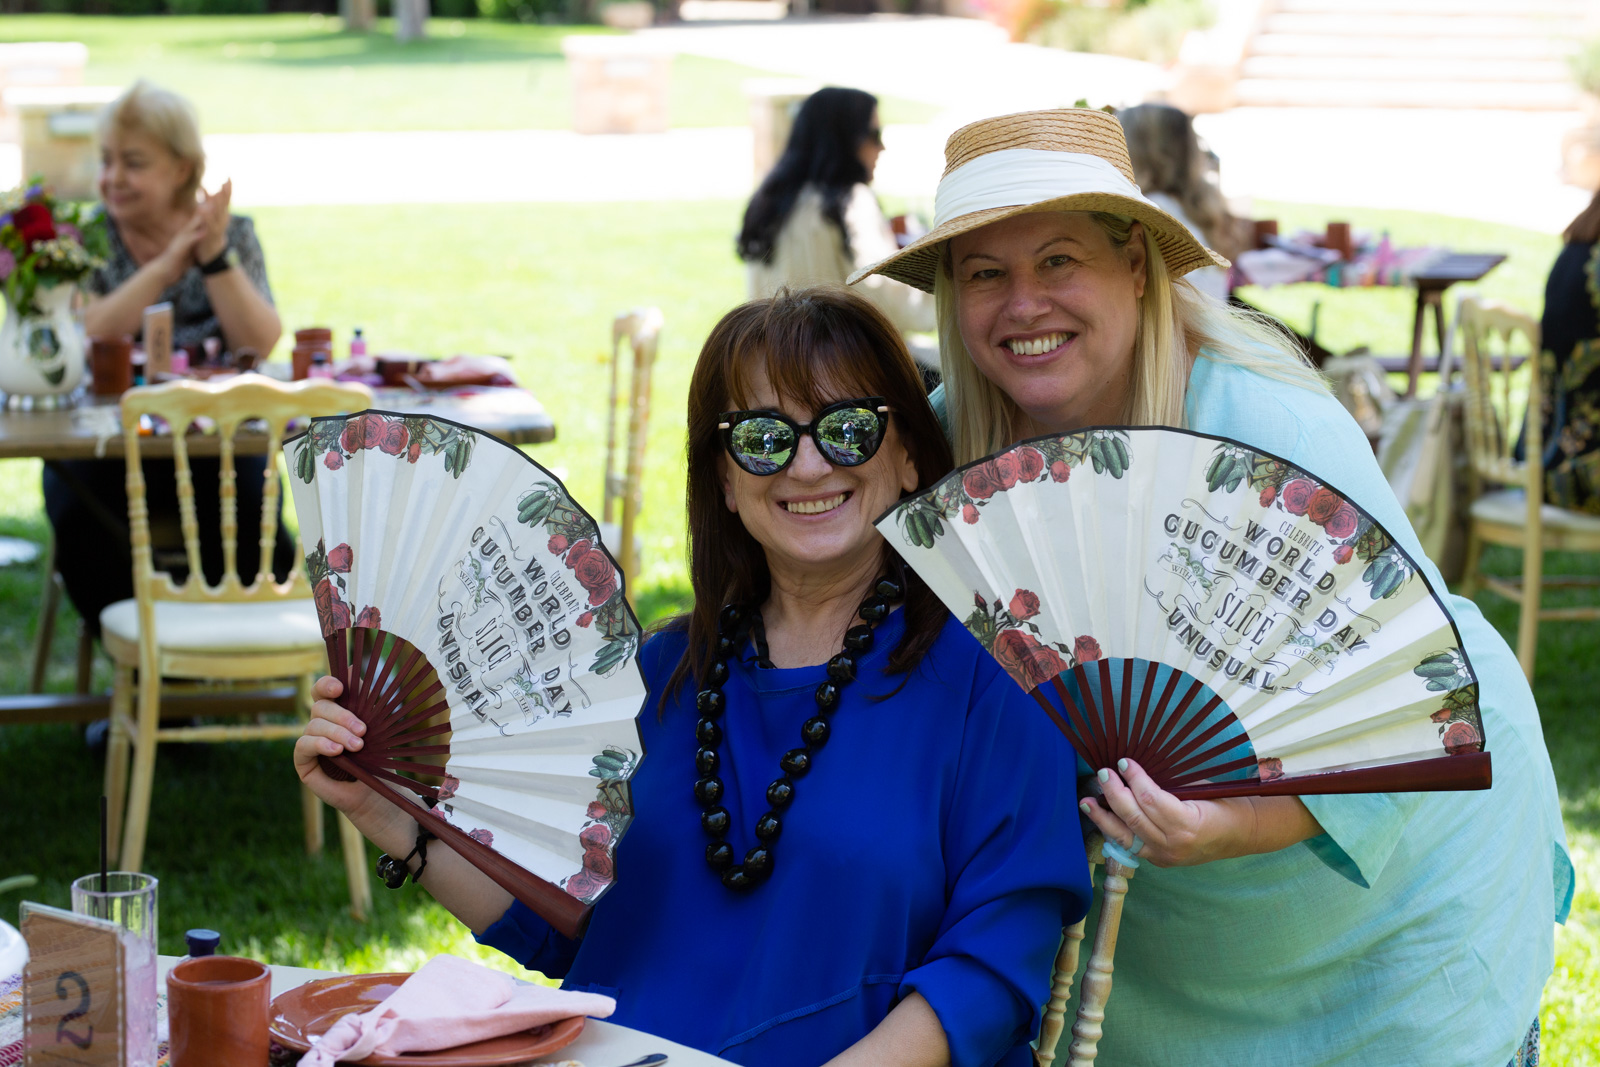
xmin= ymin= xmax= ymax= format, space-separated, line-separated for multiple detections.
xmin=1073 ymin=634 xmax=1103 ymax=663
xmin=12 ymin=203 xmax=55 ymax=248
xmin=963 ymin=464 xmax=1001 ymax=501
xmin=579 ymin=823 xmax=612 ymax=849
xmin=1008 ymin=589 xmax=1041 ymax=620
xmin=1257 ymin=757 xmax=1285 ymax=782
xmin=354 ymin=605 xmax=382 ymax=628
xmin=586 ymin=801 xmax=608 ymax=819
xmin=1049 ymin=460 xmax=1071 ymax=483
xmin=327 ymin=543 xmax=353 ymax=573
xmin=1259 ymin=485 xmax=1276 ymax=507
xmin=992 ymin=451 xmax=1022 ymax=490
xmin=1323 ymin=503 xmax=1359 ymax=540
xmin=323 ymin=450 xmax=344 ymax=471
xmin=582 ymin=846 xmax=614 ymax=881
xmin=1442 ymin=720 xmax=1481 ymax=755
xmin=548 ymin=533 xmax=569 ymax=554
xmin=1305 ymin=487 xmax=1343 ymax=526
xmin=962 ymin=503 xmax=979 ymax=524
xmin=1280 ymin=479 xmax=1316 ymax=516
xmin=1332 ymin=544 xmax=1354 ymax=565
xmin=376 ymin=420 xmax=410 ymax=456
xmin=1014 ymin=447 xmax=1045 ymax=483
xmin=992 ymin=629 xmax=1067 ymax=690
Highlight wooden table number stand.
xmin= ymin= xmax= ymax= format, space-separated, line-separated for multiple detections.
xmin=18 ymin=903 xmax=147 ymax=1067
xmin=1035 ymin=834 xmax=1137 ymax=1067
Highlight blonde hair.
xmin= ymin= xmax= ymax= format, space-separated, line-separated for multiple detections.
xmin=937 ymin=211 xmax=1329 ymax=464
xmin=99 ymin=80 xmax=205 ymax=207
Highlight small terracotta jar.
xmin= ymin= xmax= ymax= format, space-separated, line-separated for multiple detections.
xmin=166 ymin=955 xmax=271 ymax=1067
xmin=294 ymin=326 xmax=333 ymax=347
xmin=88 ymin=336 xmax=134 ymax=395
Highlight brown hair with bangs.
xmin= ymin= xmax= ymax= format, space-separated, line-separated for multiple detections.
xmin=660 ymin=286 xmax=956 ymax=706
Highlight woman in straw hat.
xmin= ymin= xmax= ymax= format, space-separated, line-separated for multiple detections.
xmin=853 ymin=108 xmax=1567 ymax=1065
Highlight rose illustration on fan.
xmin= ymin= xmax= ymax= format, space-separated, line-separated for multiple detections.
xmin=896 ymin=431 xmax=1129 ymax=549
xmin=292 ymin=412 xmax=477 ymax=482
xmin=303 ymin=539 xmax=380 ymax=638
xmin=562 ymin=748 xmax=637 ymax=903
xmin=962 ymin=587 xmax=1101 ymax=690
xmin=1414 ymin=651 xmax=1484 ymax=754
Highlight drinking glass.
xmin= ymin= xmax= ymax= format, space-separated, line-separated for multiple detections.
xmin=71 ymin=872 xmax=158 ymax=1067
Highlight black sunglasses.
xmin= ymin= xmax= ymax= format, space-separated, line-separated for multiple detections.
xmin=718 ymin=397 xmax=891 ymax=476
xmin=865 ymin=126 xmax=884 ymax=149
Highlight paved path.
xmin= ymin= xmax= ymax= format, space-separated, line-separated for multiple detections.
xmin=0 ymin=15 xmax=1589 ymax=233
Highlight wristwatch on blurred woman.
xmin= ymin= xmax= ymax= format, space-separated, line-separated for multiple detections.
xmin=199 ymin=245 xmax=239 ymax=276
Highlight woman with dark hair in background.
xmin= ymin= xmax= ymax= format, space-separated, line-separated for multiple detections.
xmin=1530 ymin=186 xmax=1600 ymax=513
xmin=739 ymin=88 xmax=936 ymax=374
xmin=1117 ymin=103 xmax=1234 ymax=304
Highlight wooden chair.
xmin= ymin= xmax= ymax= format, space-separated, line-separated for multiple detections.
xmin=600 ymin=308 xmax=662 ymax=587
xmin=1456 ymin=294 xmax=1600 ymax=680
xmin=29 ymin=542 xmax=95 ymax=695
xmin=1036 ymin=832 xmax=1134 ymax=1067
xmin=101 ymin=377 xmax=374 ymax=920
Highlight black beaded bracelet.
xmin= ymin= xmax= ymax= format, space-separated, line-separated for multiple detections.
xmin=376 ymin=824 xmax=436 ymax=889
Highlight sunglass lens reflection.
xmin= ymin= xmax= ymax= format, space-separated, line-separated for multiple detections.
xmin=816 ymin=408 xmax=882 ymax=466
xmin=730 ymin=417 xmax=796 ymax=474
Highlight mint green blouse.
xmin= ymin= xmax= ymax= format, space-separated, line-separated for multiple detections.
xmin=931 ymin=356 xmax=1572 ymax=1064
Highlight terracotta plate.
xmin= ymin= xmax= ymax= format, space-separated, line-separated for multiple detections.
xmin=269 ymin=973 xmax=586 ymax=1066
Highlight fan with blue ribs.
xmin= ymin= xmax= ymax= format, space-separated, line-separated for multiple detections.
xmin=877 ymin=426 xmax=1491 ymax=811
xmin=285 ymin=409 xmax=646 ymax=939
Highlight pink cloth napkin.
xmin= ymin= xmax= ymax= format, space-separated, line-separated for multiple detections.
xmin=299 ymin=956 xmax=615 ymax=1066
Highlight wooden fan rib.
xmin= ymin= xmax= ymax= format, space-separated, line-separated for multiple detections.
xmin=1127 ymin=661 xmax=1160 ymax=761
xmin=356 ymin=627 xmax=387 ymax=718
xmin=365 ymin=682 xmax=449 ymax=751
xmin=1065 ymin=668 xmax=1110 ymax=768
xmin=1052 ymin=675 xmax=1107 ymax=770
xmin=1131 ymin=667 xmax=1185 ymax=758
xmin=363 ymin=644 xmax=428 ymax=724
xmin=382 ymin=715 xmax=454 ymax=750
xmin=369 ymin=755 xmax=451 ymax=777
xmin=329 ymin=754 xmax=591 ymax=939
xmin=1162 ymin=752 xmax=1261 ymax=789
xmin=1141 ymin=687 xmax=1221 ymax=777
xmin=1115 ymin=659 xmax=1134 ymax=767
xmin=1030 ymin=689 xmax=1077 ymax=748
xmin=363 ymin=763 xmax=441 ymax=801
xmin=1093 ymin=659 xmax=1119 ymax=767
xmin=1170 ymin=752 xmax=1492 ymax=800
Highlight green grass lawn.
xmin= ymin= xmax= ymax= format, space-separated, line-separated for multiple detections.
xmin=0 ymin=14 xmax=939 ymax=133
xmin=0 ymin=198 xmax=1594 ymax=1060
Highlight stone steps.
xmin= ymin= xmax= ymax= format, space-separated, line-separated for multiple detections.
xmin=1233 ymin=77 xmax=1581 ymax=109
xmin=1240 ymin=55 xmax=1572 ymax=83
xmin=1249 ymin=34 xmax=1572 ymax=61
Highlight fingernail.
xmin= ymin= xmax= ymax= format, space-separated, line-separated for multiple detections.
xmin=1079 ymin=800 xmax=1092 ymax=813
xmin=1117 ymin=758 xmax=1129 ymax=773
xmin=1097 ymin=768 xmax=1110 ymax=784
xmin=350 ymin=738 xmax=362 ymax=749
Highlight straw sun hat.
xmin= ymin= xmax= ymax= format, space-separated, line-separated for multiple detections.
xmin=849 ymin=107 xmax=1229 ymax=295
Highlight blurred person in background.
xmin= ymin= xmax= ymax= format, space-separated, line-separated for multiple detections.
xmin=1118 ymin=103 xmax=1234 ymax=304
xmin=1527 ymin=186 xmax=1600 ymax=513
xmin=739 ymin=87 xmax=938 ymax=382
xmin=45 ymin=79 xmax=290 ymax=654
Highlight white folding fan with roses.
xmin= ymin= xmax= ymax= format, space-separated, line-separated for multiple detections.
xmin=878 ymin=426 xmax=1490 ymax=805
xmin=285 ymin=410 xmax=646 ymax=938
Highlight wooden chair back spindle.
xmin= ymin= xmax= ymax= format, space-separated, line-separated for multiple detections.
xmin=601 ymin=308 xmax=662 ymax=586
xmin=1457 ymin=295 xmax=1540 ymax=500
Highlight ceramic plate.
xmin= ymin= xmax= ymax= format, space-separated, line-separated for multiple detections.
xmin=269 ymin=973 xmax=585 ymax=1066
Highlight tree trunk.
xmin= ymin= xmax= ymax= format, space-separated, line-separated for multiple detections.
xmin=341 ymin=0 xmax=376 ymax=33
xmin=396 ymin=0 xmax=428 ymax=43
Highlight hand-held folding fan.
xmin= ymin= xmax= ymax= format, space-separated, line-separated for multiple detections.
xmin=878 ymin=426 xmax=1490 ymax=803
xmin=285 ymin=410 xmax=646 ymax=939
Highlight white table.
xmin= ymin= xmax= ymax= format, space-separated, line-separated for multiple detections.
xmin=156 ymin=956 xmax=734 ymax=1066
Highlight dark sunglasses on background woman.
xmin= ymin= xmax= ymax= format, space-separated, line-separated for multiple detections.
xmin=719 ymin=397 xmax=890 ymax=476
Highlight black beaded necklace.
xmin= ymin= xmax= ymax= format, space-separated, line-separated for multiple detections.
xmin=694 ymin=574 xmax=905 ymax=892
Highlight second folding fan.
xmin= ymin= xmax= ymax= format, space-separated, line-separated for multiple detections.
xmin=876 ymin=426 xmax=1490 ymax=801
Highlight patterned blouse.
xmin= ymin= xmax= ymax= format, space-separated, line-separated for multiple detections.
xmin=90 ymin=214 xmax=274 ymax=353
xmin=1534 ymin=240 xmax=1600 ymax=513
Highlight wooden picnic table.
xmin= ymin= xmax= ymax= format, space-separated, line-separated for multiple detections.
xmin=1401 ymin=252 xmax=1508 ymax=397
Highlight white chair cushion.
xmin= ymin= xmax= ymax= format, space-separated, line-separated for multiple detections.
xmin=1469 ymin=488 xmax=1600 ymax=533
xmin=99 ymin=597 xmax=325 ymax=653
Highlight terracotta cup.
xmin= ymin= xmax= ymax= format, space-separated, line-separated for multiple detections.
xmin=89 ymin=336 xmax=134 ymax=396
xmin=294 ymin=326 xmax=333 ymax=347
xmin=290 ymin=345 xmax=315 ymax=381
xmin=1325 ymin=221 xmax=1353 ymax=261
xmin=1253 ymin=219 xmax=1279 ymax=249
xmin=166 ymin=955 xmax=271 ymax=1067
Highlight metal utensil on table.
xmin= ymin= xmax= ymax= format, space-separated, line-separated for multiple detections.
xmin=608 ymin=1055 xmax=667 ymax=1067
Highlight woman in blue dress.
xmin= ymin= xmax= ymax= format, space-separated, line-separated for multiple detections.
xmin=853 ymin=107 xmax=1569 ymax=1066
xmin=295 ymin=286 xmax=1093 ymax=1066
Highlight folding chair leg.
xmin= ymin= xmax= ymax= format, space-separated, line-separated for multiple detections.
xmin=29 ymin=571 xmax=61 ymax=694
xmin=118 ymin=663 xmax=163 ymax=872
xmin=74 ymin=623 xmax=94 ymax=695
xmin=298 ymin=674 xmax=325 ymax=856
xmin=1067 ymin=857 xmax=1137 ymax=1066
xmin=1036 ymin=917 xmax=1087 ymax=1066
xmin=103 ymin=664 xmax=135 ymax=861
xmin=1459 ymin=524 xmax=1484 ymax=600
xmin=1515 ymin=539 xmax=1543 ymax=681
xmin=338 ymin=813 xmax=373 ymax=922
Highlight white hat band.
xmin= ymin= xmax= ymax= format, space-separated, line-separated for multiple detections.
xmin=933 ymin=149 xmax=1153 ymax=230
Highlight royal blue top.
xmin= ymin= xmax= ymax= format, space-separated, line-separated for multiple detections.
xmin=477 ymin=609 xmax=1093 ymax=1067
